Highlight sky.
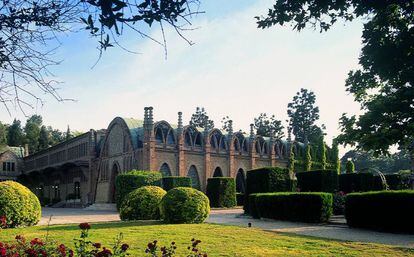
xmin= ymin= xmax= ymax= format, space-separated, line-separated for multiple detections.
xmin=0 ymin=0 xmax=364 ymax=151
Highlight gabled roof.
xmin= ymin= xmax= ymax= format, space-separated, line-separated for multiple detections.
xmin=0 ymin=145 xmax=24 ymax=158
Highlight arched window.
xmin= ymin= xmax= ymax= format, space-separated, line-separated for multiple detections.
xmin=233 ymin=138 xmax=240 ymax=151
xmin=165 ymin=131 xmax=175 ymax=145
xmin=262 ymin=142 xmax=269 ymax=155
xmin=155 ymin=127 xmax=164 ymax=143
xmin=255 ymin=141 xmax=261 ymax=154
xmin=194 ymin=133 xmax=202 ymax=147
xmin=185 ymin=131 xmax=192 ymax=147
xmin=236 ymin=169 xmax=246 ymax=193
xmin=187 ymin=165 xmax=200 ymax=190
xmin=53 ymin=184 xmax=60 ymax=200
xmin=74 ymin=182 xmax=81 ymax=199
xmin=213 ymin=167 xmax=223 ymax=177
xmin=160 ymin=163 xmax=172 ymax=177
xmin=220 ymin=138 xmax=227 ymax=151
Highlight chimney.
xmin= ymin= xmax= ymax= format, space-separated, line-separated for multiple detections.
xmin=228 ymin=120 xmax=233 ymax=135
xmin=249 ymin=124 xmax=255 ymax=139
xmin=143 ymin=107 xmax=149 ymax=126
xmin=148 ymin=106 xmax=154 ymax=126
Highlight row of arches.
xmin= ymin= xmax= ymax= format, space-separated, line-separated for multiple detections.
xmin=158 ymin=163 xmax=246 ymax=193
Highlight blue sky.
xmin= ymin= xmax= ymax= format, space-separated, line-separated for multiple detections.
xmin=0 ymin=0 xmax=364 ymax=150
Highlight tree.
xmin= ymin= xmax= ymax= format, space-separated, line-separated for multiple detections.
xmin=24 ymin=115 xmax=43 ymax=153
xmin=38 ymin=126 xmax=50 ymax=151
xmin=65 ymin=126 xmax=73 ymax=141
xmin=7 ymin=119 xmax=24 ymax=147
xmin=256 ymin=1 xmax=414 ymax=168
xmin=0 ymin=0 xmax=201 ymax=113
xmin=253 ymin=113 xmax=284 ymax=138
xmin=332 ymin=139 xmax=341 ymax=174
xmin=287 ymin=88 xmax=324 ymax=144
xmin=189 ymin=107 xmax=214 ymax=129
xmin=304 ymin=144 xmax=312 ymax=171
xmin=47 ymin=126 xmax=65 ymax=146
xmin=346 ymin=160 xmax=355 ymax=174
xmin=0 ymin=122 xmax=7 ymax=145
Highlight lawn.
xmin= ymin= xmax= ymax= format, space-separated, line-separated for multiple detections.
xmin=0 ymin=221 xmax=413 ymax=257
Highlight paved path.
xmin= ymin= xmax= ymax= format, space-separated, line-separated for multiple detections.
xmin=39 ymin=208 xmax=414 ymax=248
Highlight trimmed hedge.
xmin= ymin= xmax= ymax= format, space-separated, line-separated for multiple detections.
xmin=162 ymin=176 xmax=192 ymax=191
xmin=115 ymin=170 xmax=162 ymax=209
xmin=0 ymin=181 xmax=41 ymax=227
xmin=339 ymin=173 xmax=374 ymax=193
xmin=236 ymin=193 xmax=244 ymax=206
xmin=373 ymin=173 xmax=413 ymax=191
xmin=296 ymin=170 xmax=338 ymax=193
xmin=345 ymin=190 xmax=414 ymax=233
xmin=244 ymin=167 xmax=294 ymax=214
xmin=253 ymin=192 xmax=333 ymax=223
xmin=160 ymin=187 xmax=210 ymax=224
xmin=206 ymin=177 xmax=236 ymax=208
xmin=120 ymin=186 xmax=166 ymax=220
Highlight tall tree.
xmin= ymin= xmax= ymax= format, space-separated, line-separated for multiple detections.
xmin=7 ymin=119 xmax=24 ymax=147
xmin=190 ymin=107 xmax=214 ymax=129
xmin=38 ymin=126 xmax=50 ymax=151
xmin=287 ymin=88 xmax=324 ymax=144
xmin=47 ymin=126 xmax=65 ymax=146
xmin=24 ymin=115 xmax=43 ymax=153
xmin=0 ymin=0 xmax=200 ymax=113
xmin=65 ymin=126 xmax=73 ymax=141
xmin=0 ymin=122 xmax=7 ymax=145
xmin=253 ymin=113 xmax=284 ymax=138
xmin=256 ymin=1 xmax=414 ymax=168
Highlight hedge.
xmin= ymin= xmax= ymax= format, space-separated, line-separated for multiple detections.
xmin=253 ymin=192 xmax=333 ymax=223
xmin=236 ymin=193 xmax=244 ymax=206
xmin=115 ymin=170 xmax=162 ymax=209
xmin=160 ymin=187 xmax=210 ymax=224
xmin=162 ymin=176 xmax=192 ymax=191
xmin=244 ymin=167 xmax=294 ymax=214
xmin=372 ymin=173 xmax=413 ymax=191
xmin=345 ymin=190 xmax=414 ymax=233
xmin=296 ymin=170 xmax=338 ymax=193
xmin=206 ymin=177 xmax=236 ymax=208
xmin=339 ymin=173 xmax=374 ymax=193
xmin=0 ymin=181 xmax=41 ymax=227
xmin=120 ymin=186 xmax=166 ymax=220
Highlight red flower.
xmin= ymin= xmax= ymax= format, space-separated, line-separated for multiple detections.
xmin=93 ymin=243 xmax=102 ymax=249
xmin=121 ymin=243 xmax=129 ymax=252
xmin=78 ymin=223 xmax=91 ymax=230
xmin=0 ymin=216 xmax=6 ymax=228
xmin=30 ymin=238 xmax=45 ymax=246
xmin=0 ymin=247 xmax=6 ymax=256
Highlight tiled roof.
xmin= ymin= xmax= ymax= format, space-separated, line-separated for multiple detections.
xmin=0 ymin=145 xmax=24 ymax=158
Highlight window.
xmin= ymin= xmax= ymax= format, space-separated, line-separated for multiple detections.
xmin=2 ymin=162 xmax=5 ymax=171
xmin=2 ymin=162 xmax=16 ymax=172
xmin=74 ymin=182 xmax=81 ymax=199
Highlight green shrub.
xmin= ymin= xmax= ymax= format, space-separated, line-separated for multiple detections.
xmin=339 ymin=173 xmax=374 ymax=193
xmin=345 ymin=190 xmax=414 ymax=233
xmin=0 ymin=181 xmax=41 ymax=227
xmin=120 ymin=186 xmax=166 ymax=220
xmin=162 ymin=176 xmax=192 ymax=191
xmin=115 ymin=170 xmax=162 ymax=209
xmin=244 ymin=167 xmax=294 ymax=214
xmin=346 ymin=160 xmax=355 ymax=173
xmin=236 ymin=193 xmax=244 ymax=206
xmin=248 ymin=194 xmax=260 ymax=219
xmin=206 ymin=177 xmax=236 ymax=208
xmin=253 ymin=192 xmax=333 ymax=223
xmin=296 ymin=170 xmax=338 ymax=193
xmin=160 ymin=187 xmax=210 ymax=224
xmin=372 ymin=172 xmax=413 ymax=190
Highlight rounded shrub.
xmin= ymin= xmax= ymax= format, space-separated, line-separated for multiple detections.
xmin=0 ymin=181 xmax=41 ymax=227
xmin=160 ymin=187 xmax=210 ymax=224
xmin=120 ymin=186 xmax=166 ymax=220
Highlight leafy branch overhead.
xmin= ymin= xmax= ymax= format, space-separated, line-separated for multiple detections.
xmin=0 ymin=0 xmax=201 ymax=114
xmin=257 ymin=1 xmax=414 ymax=156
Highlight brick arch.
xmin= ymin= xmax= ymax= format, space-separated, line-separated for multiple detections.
xmin=187 ymin=165 xmax=201 ymax=190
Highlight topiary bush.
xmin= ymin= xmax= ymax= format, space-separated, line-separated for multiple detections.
xmin=339 ymin=173 xmax=374 ymax=193
xmin=120 ymin=186 xmax=166 ymax=220
xmin=296 ymin=170 xmax=338 ymax=193
xmin=0 ymin=181 xmax=41 ymax=227
xmin=244 ymin=167 xmax=294 ymax=214
xmin=115 ymin=170 xmax=162 ymax=209
xmin=206 ymin=177 xmax=236 ymax=208
xmin=346 ymin=160 xmax=355 ymax=173
xmin=345 ymin=190 xmax=414 ymax=233
xmin=253 ymin=192 xmax=333 ymax=223
xmin=162 ymin=176 xmax=192 ymax=191
xmin=160 ymin=187 xmax=210 ymax=224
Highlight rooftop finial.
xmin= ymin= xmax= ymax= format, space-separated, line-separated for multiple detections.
xmin=228 ymin=120 xmax=233 ymax=135
xmin=144 ymin=107 xmax=149 ymax=125
xmin=148 ymin=106 xmax=154 ymax=125
xmin=178 ymin=111 xmax=183 ymax=129
xmin=250 ymin=123 xmax=255 ymax=138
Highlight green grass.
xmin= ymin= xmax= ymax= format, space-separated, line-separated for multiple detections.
xmin=0 ymin=221 xmax=413 ymax=257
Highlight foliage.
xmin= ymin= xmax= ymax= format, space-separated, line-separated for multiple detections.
xmin=332 ymin=140 xmax=341 ymax=174
xmin=220 ymin=116 xmax=233 ymax=133
xmin=24 ymin=115 xmax=42 ymax=153
xmin=345 ymin=190 xmax=414 ymax=233
xmin=38 ymin=126 xmax=49 ymax=151
xmin=145 ymin=238 xmax=208 ymax=257
xmin=286 ymin=88 xmax=324 ymax=144
xmin=160 ymin=187 xmax=210 ymax=224
xmin=372 ymin=171 xmax=414 ymax=191
xmin=253 ymin=192 xmax=333 ymax=223
xmin=0 ymin=0 xmax=200 ymax=113
xmin=339 ymin=173 xmax=374 ymax=193
xmin=304 ymin=144 xmax=312 ymax=171
xmin=244 ymin=167 xmax=294 ymax=214
xmin=162 ymin=177 xmax=192 ymax=191
xmin=0 ymin=181 xmax=41 ymax=227
xmin=7 ymin=119 xmax=24 ymax=147
xmin=206 ymin=177 xmax=236 ymax=208
xmin=288 ymin=144 xmax=295 ymax=173
xmin=345 ymin=160 xmax=355 ymax=174
xmin=0 ymin=122 xmax=7 ymax=145
xmin=253 ymin=113 xmax=284 ymax=138
xmin=333 ymin=191 xmax=346 ymax=215
xmin=189 ymin=107 xmax=214 ymax=130
xmin=120 ymin=186 xmax=166 ymax=221
xmin=115 ymin=170 xmax=162 ymax=209
xmin=296 ymin=170 xmax=338 ymax=193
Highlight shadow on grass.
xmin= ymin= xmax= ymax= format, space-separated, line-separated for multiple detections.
xmin=38 ymin=220 xmax=169 ymax=232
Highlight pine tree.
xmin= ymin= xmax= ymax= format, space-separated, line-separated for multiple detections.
xmin=288 ymin=143 xmax=295 ymax=173
xmin=0 ymin=122 xmax=7 ymax=145
xmin=38 ymin=126 xmax=50 ymax=150
xmin=305 ymin=144 xmax=312 ymax=171
xmin=65 ymin=126 xmax=72 ymax=141
xmin=7 ymin=119 xmax=24 ymax=147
